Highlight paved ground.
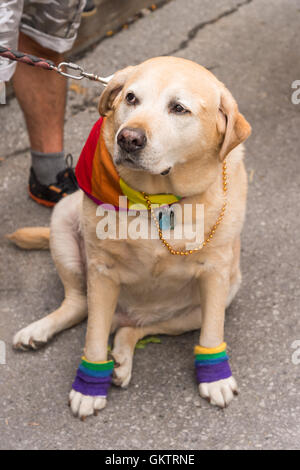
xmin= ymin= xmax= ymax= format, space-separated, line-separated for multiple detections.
xmin=1 ymin=0 xmax=300 ymax=450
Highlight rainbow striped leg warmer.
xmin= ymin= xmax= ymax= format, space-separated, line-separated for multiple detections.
xmin=72 ymin=357 xmax=114 ymax=397
xmin=194 ymin=342 xmax=232 ymax=384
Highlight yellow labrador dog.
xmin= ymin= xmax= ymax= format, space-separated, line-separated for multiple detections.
xmin=10 ymin=57 xmax=251 ymax=420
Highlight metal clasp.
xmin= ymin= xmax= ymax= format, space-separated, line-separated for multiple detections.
xmin=57 ymin=62 xmax=84 ymax=80
xmin=55 ymin=61 xmax=113 ymax=86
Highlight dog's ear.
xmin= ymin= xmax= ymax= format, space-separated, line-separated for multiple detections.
xmin=98 ymin=66 xmax=136 ymax=116
xmin=217 ymin=87 xmax=251 ymax=160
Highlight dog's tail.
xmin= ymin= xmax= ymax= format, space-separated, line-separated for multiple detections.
xmin=6 ymin=227 xmax=50 ymax=250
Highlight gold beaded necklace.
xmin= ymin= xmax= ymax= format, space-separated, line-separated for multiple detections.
xmin=142 ymin=159 xmax=228 ymax=256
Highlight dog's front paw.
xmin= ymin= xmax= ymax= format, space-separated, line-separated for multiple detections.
xmin=194 ymin=342 xmax=237 ymax=408
xmin=13 ymin=318 xmax=53 ymax=350
xmin=198 ymin=376 xmax=238 ymax=408
xmin=70 ymin=357 xmax=113 ymax=419
xmin=69 ymin=389 xmax=106 ymax=420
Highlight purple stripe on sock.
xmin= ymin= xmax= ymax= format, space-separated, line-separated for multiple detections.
xmin=195 ymin=360 xmax=232 ymax=384
xmin=76 ymin=368 xmax=112 ymax=384
xmin=72 ymin=376 xmax=111 ymax=396
xmin=72 ymin=367 xmax=113 ymax=397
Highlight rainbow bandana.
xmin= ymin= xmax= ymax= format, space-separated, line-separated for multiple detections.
xmin=75 ymin=117 xmax=182 ymax=211
xmin=194 ymin=342 xmax=232 ymax=383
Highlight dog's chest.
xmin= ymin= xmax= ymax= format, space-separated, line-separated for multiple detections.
xmin=104 ymin=239 xmax=207 ymax=322
xmin=113 ymin=235 xmax=207 ymax=281
xmin=85 ymin=201 xmax=209 ymax=320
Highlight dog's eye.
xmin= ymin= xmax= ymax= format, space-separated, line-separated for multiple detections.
xmin=126 ymin=92 xmax=138 ymax=105
xmin=170 ymin=103 xmax=189 ymax=114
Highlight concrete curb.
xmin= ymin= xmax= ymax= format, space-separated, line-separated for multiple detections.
xmin=73 ymin=0 xmax=158 ymax=55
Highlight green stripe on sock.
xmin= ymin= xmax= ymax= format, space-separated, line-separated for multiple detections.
xmin=81 ymin=359 xmax=114 ymax=371
xmin=195 ymin=350 xmax=227 ymax=361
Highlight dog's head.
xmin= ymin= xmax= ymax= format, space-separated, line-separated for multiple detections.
xmin=99 ymin=57 xmax=251 ymax=180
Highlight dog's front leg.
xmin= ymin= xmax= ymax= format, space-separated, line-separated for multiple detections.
xmin=196 ymin=269 xmax=238 ymax=408
xmin=69 ymin=265 xmax=120 ymax=420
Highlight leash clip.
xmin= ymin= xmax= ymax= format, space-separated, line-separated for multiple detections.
xmin=56 ymin=61 xmax=84 ymax=80
xmin=56 ymin=61 xmax=113 ymax=86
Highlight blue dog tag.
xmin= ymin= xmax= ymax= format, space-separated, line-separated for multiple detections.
xmin=158 ymin=207 xmax=175 ymax=231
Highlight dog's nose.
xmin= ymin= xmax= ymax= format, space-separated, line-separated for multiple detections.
xmin=117 ymin=127 xmax=147 ymax=153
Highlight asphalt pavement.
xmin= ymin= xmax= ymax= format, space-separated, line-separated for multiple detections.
xmin=0 ymin=0 xmax=300 ymax=450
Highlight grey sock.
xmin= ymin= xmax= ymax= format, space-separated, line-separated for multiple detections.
xmin=31 ymin=150 xmax=66 ymax=185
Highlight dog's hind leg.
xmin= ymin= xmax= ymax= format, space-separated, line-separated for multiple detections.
xmin=111 ymin=307 xmax=202 ymax=388
xmin=13 ymin=193 xmax=87 ymax=350
xmin=13 ymin=290 xmax=87 ymax=350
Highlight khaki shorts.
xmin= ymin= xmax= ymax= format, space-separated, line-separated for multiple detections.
xmin=0 ymin=0 xmax=86 ymax=81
